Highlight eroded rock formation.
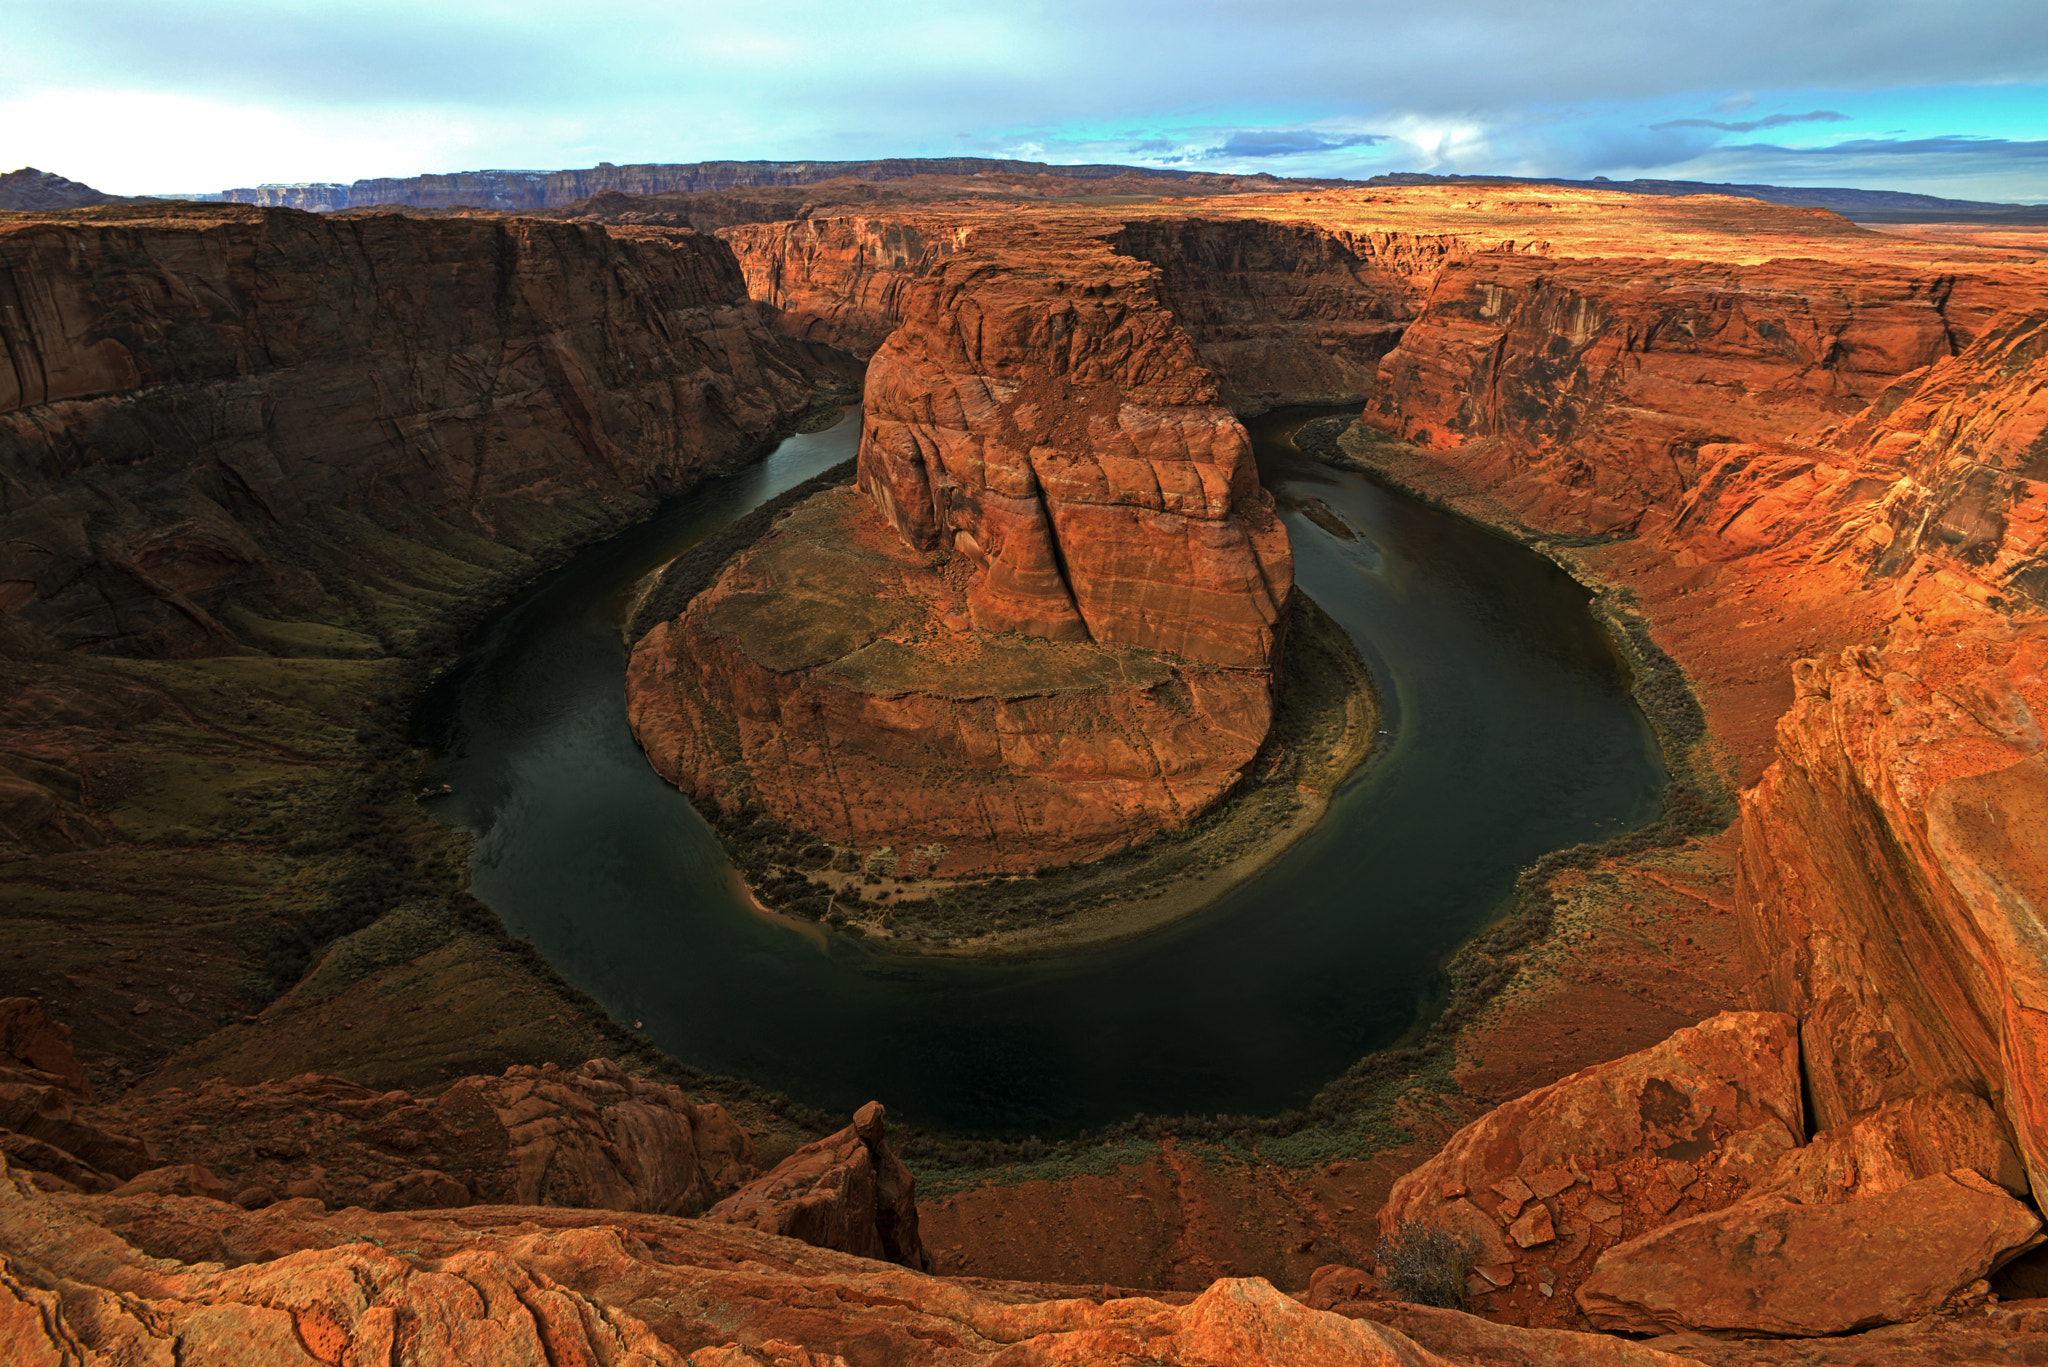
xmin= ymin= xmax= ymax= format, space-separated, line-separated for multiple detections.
xmin=629 ymin=489 xmax=1272 ymax=873
xmin=724 ymin=213 xmax=967 ymax=354
xmin=709 ymin=1100 xmax=927 ymax=1270
xmin=1577 ymin=1169 xmax=2040 ymax=1336
xmin=1380 ymin=1013 xmax=1808 ymax=1323
xmin=857 ymin=237 xmax=1291 ymax=664
xmin=6 ymin=1023 xmax=759 ymax=1218
xmin=629 ymin=226 xmax=1293 ymax=872
xmin=1382 ymin=1013 xmax=2040 ymax=1334
xmin=1357 ymin=255 xmax=2027 ymax=534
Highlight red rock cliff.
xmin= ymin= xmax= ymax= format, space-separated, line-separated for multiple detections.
xmin=628 ymin=224 xmax=1293 ymax=872
xmin=1360 ymin=253 xmax=2020 ymax=534
xmin=858 ymin=231 xmax=1292 ymax=668
xmin=0 ymin=204 xmax=815 ymax=658
xmin=1712 ymin=314 xmax=2048 ymax=1202
xmin=722 ymin=213 xmax=970 ymax=354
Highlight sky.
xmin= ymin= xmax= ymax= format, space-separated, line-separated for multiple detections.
xmin=7 ymin=0 xmax=2048 ymax=202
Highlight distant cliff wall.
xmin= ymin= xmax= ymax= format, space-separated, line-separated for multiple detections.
xmin=205 ymin=157 xmax=1321 ymax=214
xmin=1358 ymin=255 xmax=2030 ymax=535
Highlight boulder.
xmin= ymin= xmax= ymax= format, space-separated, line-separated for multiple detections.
xmin=1384 ymin=1013 xmax=1804 ymax=1235
xmin=109 ymin=1164 xmax=230 ymax=1202
xmin=709 ymin=1100 xmax=926 ymax=1269
xmin=0 ymin=997 xmax=91 ymax=1100
xmin=1758 ymin=1089 xmax=2029 ymax=1204
xmin=1378 ymin=1013 xmax=1804 ymax=1326
xmin=1576 ymin=1169 xmax=2043 ymax=1336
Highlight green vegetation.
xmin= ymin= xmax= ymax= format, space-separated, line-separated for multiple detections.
xmin=912 ymin=1135 xmax=1162 ymax=1199
xmin=1376 ymin=1220 xmax=1482 ymax=1309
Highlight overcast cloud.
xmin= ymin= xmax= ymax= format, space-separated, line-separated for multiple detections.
xmin=7 ymin=0 xmax=2046 ymax=200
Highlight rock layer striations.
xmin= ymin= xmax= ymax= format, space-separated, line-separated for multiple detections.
xmin=0 ymin=203 xmax=815 ymax=659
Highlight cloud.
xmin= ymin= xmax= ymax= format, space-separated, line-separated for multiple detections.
xmin=1651 ymin=110 xmax=1849 ymax=133
xmin=1640 ymin=135 xmax=2048 ymax=202
xmin=6 ymin=0 xmax=2048 ymax=196
xmin=1208 ymin=129 xmax=1388 ymax=158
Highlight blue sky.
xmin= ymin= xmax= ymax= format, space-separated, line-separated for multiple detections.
xmin=8 ymin=0 xmax=2047 ymax=202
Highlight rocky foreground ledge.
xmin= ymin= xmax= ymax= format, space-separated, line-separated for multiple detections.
xmin=7 ymin=996 xmax=2048 ymax=1365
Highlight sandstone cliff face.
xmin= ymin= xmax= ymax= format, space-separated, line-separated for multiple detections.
xmin=723 ymin=210 xmax=1459 ymax=413
xmin=0 ymin=204 xmax=814 ymax=659
xmin=1633 ymin=312 xmax=2048 ymax=1205
xmin=722 ymin=214 xmax=970 ymax=354
xmin=1673 ymin=311 xmax=2048 ymax=603
xmin=1358 ymin=256 xmax=2022 ymax=535
xmin=859 ymin=236 xmax=1291 ymax=667
xmin=1737 ymin=620 xmax=2048 ymax=1201
xmin=1109 ymin=217 xmax=1421 ymax=412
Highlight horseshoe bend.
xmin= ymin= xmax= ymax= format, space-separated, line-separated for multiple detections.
xmin=5 ymin=172 xmax=2048 ymax=1362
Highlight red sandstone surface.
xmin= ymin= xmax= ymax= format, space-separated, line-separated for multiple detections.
xmin=630 ymin=220 xmax=1293 ymax=870
xmin=629 ymin=489 xmax=1271 ymax=874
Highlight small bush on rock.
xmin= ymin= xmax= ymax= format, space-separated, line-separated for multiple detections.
xmin=1375 ymin=1220 xmax=1480 ymax=1310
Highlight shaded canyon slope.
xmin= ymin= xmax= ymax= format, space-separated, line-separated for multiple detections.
xmin=0 ymin=203 xmax=816 ymax=660
xmin=628 ymin=225 xmax=1293 ymax=873
xmin=0 ymin=201 xmax=821 ymax=852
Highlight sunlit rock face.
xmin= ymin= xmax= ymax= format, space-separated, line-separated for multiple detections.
xmin=855 ymin=237 xmax=1292 ymax=670
xmin=628 ymin=229 xmax=1293 ymax=874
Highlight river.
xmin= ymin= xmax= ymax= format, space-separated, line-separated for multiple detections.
xmin=419 ymin=408 xmax=1665 ymax=1136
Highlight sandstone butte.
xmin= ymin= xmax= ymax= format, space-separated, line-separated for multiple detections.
xmin=626 ymin=224 xmax=1294 ymax=873
xmin=7 ymin=183 xmax=2048 ymax=1361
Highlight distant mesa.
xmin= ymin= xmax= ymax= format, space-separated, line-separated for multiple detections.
xmin=0 ymin=167 xmax=158 ymax=212
xmin=186 ymin=157 xmax=2048 ymax=224
xmin=194 ymin=156 xmax=1343 ymax=215
xmin=13 ymin=157 xmax=2043 ymax=225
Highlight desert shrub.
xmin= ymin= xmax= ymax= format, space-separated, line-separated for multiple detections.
xmin=1375 ymin=1220 xmax=1481 ymax=1310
